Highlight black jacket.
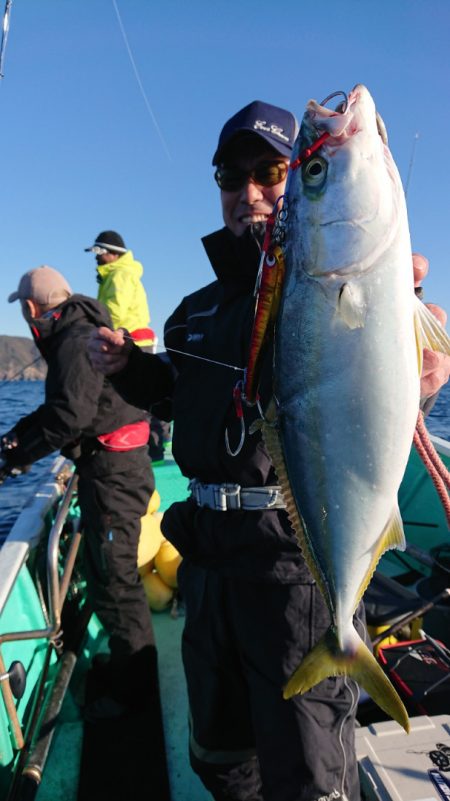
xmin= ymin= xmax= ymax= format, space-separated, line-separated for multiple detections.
xmin=6 ymin=294 xmax=153 ymax=477
xmin=114 ymin=228 xmax=310 ymax=582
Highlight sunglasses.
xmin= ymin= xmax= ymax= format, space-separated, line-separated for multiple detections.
xmin=214 ymin=161 xmax=289 ymax=192
xmin=91 ymin=246 xmax=108 ymax=255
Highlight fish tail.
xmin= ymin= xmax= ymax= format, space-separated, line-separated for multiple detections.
xmin=283 ymin=626 xmax=410 ymax=733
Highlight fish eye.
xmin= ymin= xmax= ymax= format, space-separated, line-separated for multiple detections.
xmin=302 ymin=157 xmax=327 ymax=186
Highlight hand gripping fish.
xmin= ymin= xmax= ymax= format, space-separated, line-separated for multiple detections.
xmin=250 ymin=84 xmax=450 ymax=733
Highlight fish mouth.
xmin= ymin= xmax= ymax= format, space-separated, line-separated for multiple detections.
xmin=305 ymin=84 xmax=388 ymax=147
xmin=320 ymin=215 xmax=377 ymax=228
xmin=304 ymin=223 xmax=399 ymax=278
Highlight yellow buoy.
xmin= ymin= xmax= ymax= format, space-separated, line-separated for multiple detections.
xmin=142 ymin=570 xmax=174 ymax=611
xmin=137 ymin=511 xmax=163 ymax=574
xmin=147 ymin=489 xmax=161 ymax=515
xmin=154 ymin=539 xmax=182 ymax=588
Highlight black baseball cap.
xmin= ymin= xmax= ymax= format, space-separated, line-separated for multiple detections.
xmin=84 ymin=230 xmax=127 ymax=255
xmin=212 ymin=100 xmax=299 ymax=165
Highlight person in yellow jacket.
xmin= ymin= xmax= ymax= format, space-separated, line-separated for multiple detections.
xmin=85 ymin=229 xmax=170 ymax=460
xmin=85 ymin=230 xmax=156 ymax=349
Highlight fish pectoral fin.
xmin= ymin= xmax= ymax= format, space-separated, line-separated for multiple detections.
xmin=283 ymin=626 xmax=410 ymax=733
xmin=336 ymin=282 xmax=366 ymax=330
xmin=414 ymin=296 xmax=450 ymax=363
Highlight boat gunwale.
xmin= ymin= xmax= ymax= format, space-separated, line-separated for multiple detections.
xmin=0 ymin=456 xmax=67 ymax=616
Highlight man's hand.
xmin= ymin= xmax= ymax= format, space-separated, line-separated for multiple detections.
xmin=412 ymin=252 xmax=429 ymax=289
xmin=421 ymin=349 xmax=450 ymax=398
xmin=412 ymin=252 xmax=450 ymax=398
xmin=0 ymin=432 xmax=29 ymax=484
xmin=88 ymin=327 xmax=134 ymax=375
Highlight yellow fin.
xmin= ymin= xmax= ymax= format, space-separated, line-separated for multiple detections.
xmin=414 ymin=307 xmax=424 ymax=375
xmin=354 ymin=506 xmax=406 ymax=609
xmin=261 ymin=402 xmax=330 ymax=605
xmin=249 ymin=419 xmax=263 ymax=435
xmin=283 ymin=626 xmax=410 ymax=733
xmin=379 ymin=506 xmax=406 ymax=551
xmin=414 ymin=295 xmax=450 ymax=356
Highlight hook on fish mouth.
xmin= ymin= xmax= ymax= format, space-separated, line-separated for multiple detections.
xmin=319 ymin=89 xmax=388 ymax=144
xmin=320 ymin=91 xmax=349 ymax=114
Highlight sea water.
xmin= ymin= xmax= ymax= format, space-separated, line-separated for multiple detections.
xmin=0 ymin=380 xmax=449 ymax=544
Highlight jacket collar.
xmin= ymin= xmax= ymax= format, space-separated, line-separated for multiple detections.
xmin=96 ymin=250 xmax=142 ymax=282
xmin=30 ymin=294 xmax=111 ymax=347
xmin=201 ymin=226 xmax=263 ymax=289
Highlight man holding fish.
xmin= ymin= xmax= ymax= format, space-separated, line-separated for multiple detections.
xmin=89 ymin=92 xmax=450 ymax=801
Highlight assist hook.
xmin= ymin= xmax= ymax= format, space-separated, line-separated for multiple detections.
xmin=319 ymin=90 xmax=349 ymax=113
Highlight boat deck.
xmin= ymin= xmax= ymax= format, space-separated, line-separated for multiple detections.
xmin=33 ymin=458 xmax=211 ymax=801
xmin=33 ymin=610 xmax=211 ymax=801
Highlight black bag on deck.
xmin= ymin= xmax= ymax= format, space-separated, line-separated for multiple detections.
xmin=378 ymin=637 xmax=450 ymax=716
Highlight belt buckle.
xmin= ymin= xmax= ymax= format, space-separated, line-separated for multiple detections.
xmin=221 ymin=484 xmax=241 ymax=511
xmin=265 ymin=488 xmax=281 ymax=508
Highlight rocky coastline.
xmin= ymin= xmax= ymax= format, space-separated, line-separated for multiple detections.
xmin=0 ymin=336 xmax=46 ymax=381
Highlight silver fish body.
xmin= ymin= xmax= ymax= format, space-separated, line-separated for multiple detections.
xmin=273 ymin=85 xmax=420 ymax=730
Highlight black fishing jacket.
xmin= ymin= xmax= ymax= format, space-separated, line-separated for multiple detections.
xmin=5 ymin=295 xmax=160 ymax=477
xmin=115 ymin=228 xmax=310 ymax=582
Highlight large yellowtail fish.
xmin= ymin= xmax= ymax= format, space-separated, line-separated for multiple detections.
xmin=263 ymin=84 xmax=450 ymax=733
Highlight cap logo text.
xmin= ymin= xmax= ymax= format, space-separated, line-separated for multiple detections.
xmin=254 ymin=119 xmax=289 ymax=142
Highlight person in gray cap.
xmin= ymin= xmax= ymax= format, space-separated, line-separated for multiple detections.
xmin=1 ymin=265 xmax=172 ymax=721
xmin=7 ymin=264 xmax=72 ymax=309
xmin=88 ymin=101 xmax=450 ymax=799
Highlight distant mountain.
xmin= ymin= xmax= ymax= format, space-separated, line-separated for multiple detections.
xmin=0 ymin=336 xmax=46 ymax=380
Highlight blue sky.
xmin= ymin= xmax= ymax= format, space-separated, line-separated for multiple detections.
xmin=0 ymin=0 xmax=449 ymax=344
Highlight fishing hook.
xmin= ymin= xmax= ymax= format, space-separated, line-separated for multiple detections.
xmin=320 ymin=90 xmax=348 ymax=113
xmin=225 ymin=418 xmax=246 ymax=457
xmin=225 ymin=381 xmax=246 ymax=456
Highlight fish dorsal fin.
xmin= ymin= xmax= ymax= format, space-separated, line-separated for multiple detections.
xmin=414 ymin=295 xmax=450 ymax=360
xmin=337 ymin=282 xmax=366 ymax=330
xmin=261 ymin=401 xmax=330 ymax=604
xmin=260 ymin=401 xmax=304 ymax=550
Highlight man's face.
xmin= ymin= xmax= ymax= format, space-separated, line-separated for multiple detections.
xmin=219 ymin=139 xmax=289 ymax=237
xmin=20 ymin=299 xmax=42 ymax=323
xmin=95 ymin=251 xmax=119 ymax=267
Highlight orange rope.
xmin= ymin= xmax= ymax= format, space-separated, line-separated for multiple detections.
xmin=413 ymin=411 xmax=450 ymax=528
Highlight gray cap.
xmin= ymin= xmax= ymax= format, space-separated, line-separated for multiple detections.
xmin=8 ymin=266 xmax=73 ymax=305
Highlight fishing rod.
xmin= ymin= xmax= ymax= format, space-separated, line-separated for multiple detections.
xmin=121 ymin=333 xmax=245 ymax=373
xmin=0 ymin=355 xmax=44 ymax=387
xmin=111 ymin=0 xmax=172 ymax=161
xmin=0 ymin=0 xmax=13 ymax=79
xmin=404 ymin=131 xmax=420 ymax=200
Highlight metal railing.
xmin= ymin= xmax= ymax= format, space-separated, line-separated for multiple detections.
xmin=0 ymin=470 xmax=82 ymax=750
